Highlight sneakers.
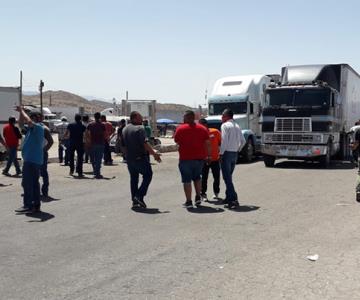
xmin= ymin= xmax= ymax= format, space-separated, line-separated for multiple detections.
xmin=225 ymin=201 xmax=240 ymax=209
xmin=195 ymin=195 xmax=202 ymax=207
xmin=133 ymin=196 xmax=147 ymax=208
xmin=183 ymin=200 xmax=193 ymax=208
xmin=213 ymin=193 xmax=219 ymax=200
xmin=94 ymin=174 xmax=104 ymax=179
xmin=31 ymin=206 xmax=41 ymax=213
xmin=2 ymin=170 xmax=11 ymax=176
xmin=200 ymin=193 xmax=208 ymax=202
xmin=15 ymin=206 xmax=31 ymax=213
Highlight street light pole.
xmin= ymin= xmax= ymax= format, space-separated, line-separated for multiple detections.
xmin=39 ymin=80 xmax=44 ymax=118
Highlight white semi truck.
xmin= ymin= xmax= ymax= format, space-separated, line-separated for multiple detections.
xmin=261 ymin=64 xmax=360 ymax=167
xmin=0 ymin=87 xmax=21 ymax=155
xmin=206 ymin=74 xmax=274 ymax=162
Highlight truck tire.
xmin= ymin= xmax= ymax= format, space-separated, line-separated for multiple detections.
xmin=242 ymin=139 xmax=255 ymax=163
xmin=320 ymin=143 xmax=332 ymax=168
xmin=264 ymin=155 xmax=275 ymax=167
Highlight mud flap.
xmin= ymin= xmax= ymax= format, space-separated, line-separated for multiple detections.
xmin=356 ymin=174 xmax=360 ymax=202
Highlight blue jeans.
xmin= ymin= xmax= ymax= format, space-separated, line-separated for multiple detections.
xmin=91 ymin=145 xmax=104 ymax=176
xmin=221 ymin=151 xmax=238 ymax=203
xmin=4 ymin=146 xmax=21 ymax=174
xmin=22 ymin=161 xmax=41 ymax=209
xmin=127 ymin=156 xmax=153 ymax=201
xmin=40 ymin=151 xmax=49 ymax=196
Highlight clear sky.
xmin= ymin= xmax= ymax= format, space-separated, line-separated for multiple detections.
xmin=1 ymin=0 xmax=359 ymax=106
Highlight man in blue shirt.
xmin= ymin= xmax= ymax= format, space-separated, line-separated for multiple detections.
xmin=15 ymin=107 xmax=44 ymax=213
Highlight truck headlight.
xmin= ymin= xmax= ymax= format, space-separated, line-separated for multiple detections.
xmin=264 ymin=134 xmax=272 ymax=142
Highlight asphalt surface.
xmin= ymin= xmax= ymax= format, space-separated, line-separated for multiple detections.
xmin=0 ymin=154 xmax=360 ymax=299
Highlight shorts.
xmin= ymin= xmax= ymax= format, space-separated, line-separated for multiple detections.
xmin=178 ymin=160 xmax=204 ymax=183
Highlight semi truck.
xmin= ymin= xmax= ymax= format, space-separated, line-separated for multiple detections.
xmin=206 ymin=74 xmax=273 ymax=162
xmin=0 ymin=87 xmax=20 ymax=156
xmin=261 ymin=64 xmax=360 ymax=167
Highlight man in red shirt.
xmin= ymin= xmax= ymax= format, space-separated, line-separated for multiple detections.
xmin=174 ymin=110 xmax=211 ymax=208
xmin=2 ymin=116 xmax=22 ymax=176
xmin=198 ymin=118 xmax=221 ymax=201
xmin=85 ymin=112 xmax=106 ymax=179
xmin=101 ymin=115 xmax=114 ymax=165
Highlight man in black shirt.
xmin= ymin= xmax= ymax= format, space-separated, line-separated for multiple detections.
xmin=65 ymin=114 xmax=86 ymax=177
xmin=122 ymin=111 xmax=161 ymax=208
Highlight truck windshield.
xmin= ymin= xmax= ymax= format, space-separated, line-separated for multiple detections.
xmin=266 ymin=88 xmax=330 ymax=108
xmin=209 ymin=102 xmax=247 ymax=115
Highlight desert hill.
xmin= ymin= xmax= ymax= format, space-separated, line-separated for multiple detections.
xmin=23 ymin=90 xmax=192 ymax=115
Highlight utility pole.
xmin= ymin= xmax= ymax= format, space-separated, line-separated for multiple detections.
xmin=19 ymin=71 xmax=23 ymax=106
xmin=39 ymin=80 xmax=44 ymax=117
xmin=49 ymin=91 xmax=52 ymax=106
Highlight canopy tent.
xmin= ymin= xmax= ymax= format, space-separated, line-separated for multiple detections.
xmin=157 ymin=118 xmax=175 ymax=124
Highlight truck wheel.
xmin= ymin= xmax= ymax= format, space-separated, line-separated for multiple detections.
xmin=320 ymin=143 xmax=331 ymax=168
xmin=242 ymin=140 xmax=254 ymax=163
xmin=264 ymin=155 xmax=275 ymax=167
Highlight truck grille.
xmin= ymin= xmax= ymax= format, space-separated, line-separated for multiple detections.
xmin=271 ymin=134 xmax=314 ymax=143
xmin=275 ymin=118 xmax=311 ymax=132
xmin=264 ymin=133 xmax=322 ymax=143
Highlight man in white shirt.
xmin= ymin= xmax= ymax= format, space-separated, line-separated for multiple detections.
xmin=220 ymin=109 xmax=245 ymax=209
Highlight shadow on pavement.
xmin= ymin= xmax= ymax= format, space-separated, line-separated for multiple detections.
xmin=187 ymin=205 xmax=224 ymax=214
xmin=70 ymin=175 xmax=93 ymax=180
xmin=41 ymin=195 xmax=61 ymax=202
xmin=0 ymin=183 xmax=12 ymax=187
xmin=205 ymin=198 xmax=225 ymax=205
xmin=25 ymin=211 xmax=55 ymax=222
xmin=229 ymin=205 xmax=260 ymax=212
xmin=275 ymin=160 xmax=355 ymax=170
xmin=131 ymin=207 xmax=170 ymax=214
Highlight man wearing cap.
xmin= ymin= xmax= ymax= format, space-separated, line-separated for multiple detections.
xmin=15 ymin=107 xmax=44 ymax=213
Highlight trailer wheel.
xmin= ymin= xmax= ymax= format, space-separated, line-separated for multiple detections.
xmin=264 ymin=155 xmax=275 ymax=167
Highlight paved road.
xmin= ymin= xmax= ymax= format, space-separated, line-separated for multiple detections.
xmin=0 ymin=154 xmax=359 ymax=299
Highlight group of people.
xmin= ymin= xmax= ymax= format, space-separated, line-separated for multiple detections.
xmin=1 ymin=105 xmax=245 ymax=213
xmin=124 ymin=108 xmax=245 ymax=210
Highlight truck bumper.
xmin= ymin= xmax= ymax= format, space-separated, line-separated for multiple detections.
xmin=261 ymin=144 xmax=328 ymax=158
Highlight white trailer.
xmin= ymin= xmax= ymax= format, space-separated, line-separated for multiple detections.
xmin=0 ymin=87 xmax=20 ymax=153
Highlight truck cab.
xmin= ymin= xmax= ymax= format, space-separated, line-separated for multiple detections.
xmin=261 ymin=64 xmax=360 ymax=167
xmin=206 ymin=75 xmax=272 ymax=162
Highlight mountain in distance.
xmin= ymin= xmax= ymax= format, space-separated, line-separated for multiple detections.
xmin=22 ymin=90 xmax=192 ymax=115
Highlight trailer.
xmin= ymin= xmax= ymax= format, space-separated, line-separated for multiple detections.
xmin=0 ymin=87 xmax=20 ymax=154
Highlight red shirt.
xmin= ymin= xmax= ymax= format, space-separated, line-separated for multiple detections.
xmin=103 ymin=121 xmax=113 ymax=141
xmin=3 ymin=124 xmax=20 ymax=147
xmin=174 ymin=123 xmax=209 ymax=160
xmin=87 ymin=121 xmax=105 ymax=145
